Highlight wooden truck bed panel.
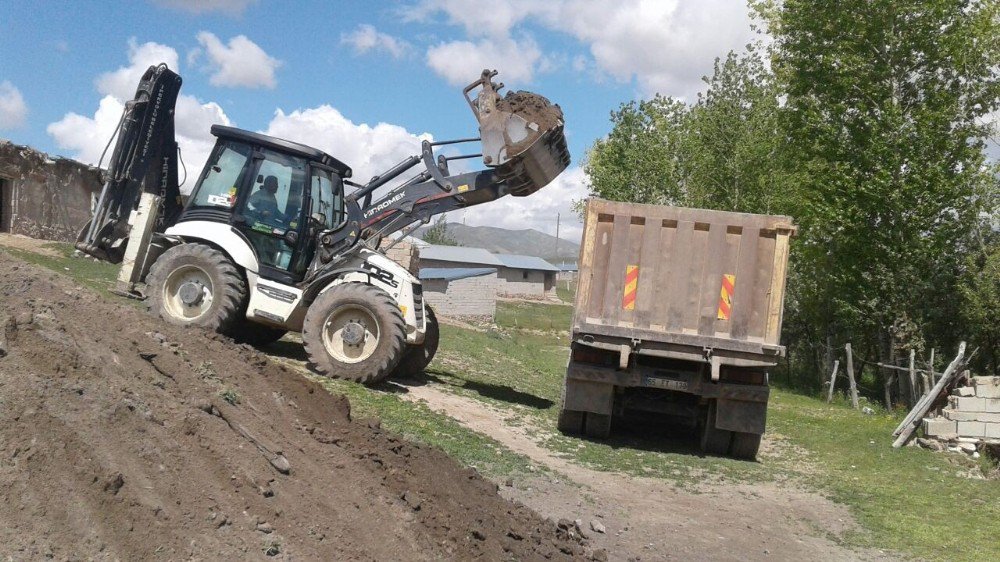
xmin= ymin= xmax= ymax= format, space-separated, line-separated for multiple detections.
xmin=573 ymin=199 xmax=795 ymax=356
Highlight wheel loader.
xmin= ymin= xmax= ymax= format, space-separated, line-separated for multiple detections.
xmin=76 ymin=64 xmax=569 ymax=384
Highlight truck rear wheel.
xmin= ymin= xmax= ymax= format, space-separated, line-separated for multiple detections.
xmin=729 ymin=432 xmax=762 ymax=460
xmin=700 ymin=400 xmax=733 ymax=455
xmin=302 ymin=283 xmax=406 ymax=385
xmin=393 ymin=305 xmax=439 ymax=378
xmin=146 ymin=243 xmax=245 ymax=332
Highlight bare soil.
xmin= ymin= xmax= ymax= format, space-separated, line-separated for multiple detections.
xmin=398 ymin=384 xmax=902 ymax=562
xmin=498 ymin=92 xmax=563 ymax=133
xmin=0 ymin=253 xmax=590 ymax=561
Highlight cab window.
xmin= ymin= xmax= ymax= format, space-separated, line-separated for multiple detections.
xmin=191 ymin=141 xmax=252 ymax=208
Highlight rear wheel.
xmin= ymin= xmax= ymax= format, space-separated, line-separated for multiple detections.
xmin=700 ymin=400 xmax=733 ymax=455
xmin=302 ymin=283 xmax=406 ymax=385
xmin=729 ymin=432 xmax=762 ymax=460
xmin=393 ymin=305 xmax=439 ymax=377
xmin=146 ymin=244 xmax=245 ymax=332
xmin=228 ymin=320 xmax=287 ymax=347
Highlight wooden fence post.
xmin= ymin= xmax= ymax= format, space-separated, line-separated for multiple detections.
xmin=845 ymin=343 xmax=859 ymax=409
xmin=908 ymin=349 xmax=917 ymax=406
xmin=826 ymin=360 xmax=840 ymax=403
xmin=928 ymin=348 xmax=935 ymax=385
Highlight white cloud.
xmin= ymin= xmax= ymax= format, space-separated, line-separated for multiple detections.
xmin=341 ymin=24 xmax=411 ymax=59
xmin=456 ymin=166 xmax=587 ymax=241
xmin=426 ymin=34 xmax=541 ymax=86
xmin=409 ymin=0 xmax=757 ymax=98
xmin=0 ymin=81 xmax=28 ymax=129
xmin=48 ymin=40 xmax=231 ymax=192
xmin=154 ymin=0 xmax=257 ymax=16
xmin=405 ymin=0 xmax=546 ymax=40
xmin=96 ymin=39 xmax=180 ymax=99
xmin=196 ymin=31 xmax=281 ymax=89
xmin=264 ymin=105 xmax=432 ymax=185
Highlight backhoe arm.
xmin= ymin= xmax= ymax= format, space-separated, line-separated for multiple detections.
xmin=76 ymin=64 xmax=183 ymax=263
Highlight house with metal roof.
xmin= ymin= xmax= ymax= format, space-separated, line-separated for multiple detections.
xmin=418 ymin=245 xmax=559 ymax=299
xmin=418 ymin=267 xmax=498 ymax=318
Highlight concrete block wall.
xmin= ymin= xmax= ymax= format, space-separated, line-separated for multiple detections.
xmin=380 ymin=240 xmax=420 ymax=276
xmin=923 ymin=376 xmax=1000 ymax=440
xmin=422 ymin=272 xmax=498 ymax=319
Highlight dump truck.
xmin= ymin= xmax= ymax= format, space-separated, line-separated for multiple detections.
xmin=76 ymin=65 xmax=569 ymax=384
xmin=557 ymin=199 xmax=795 ymax=459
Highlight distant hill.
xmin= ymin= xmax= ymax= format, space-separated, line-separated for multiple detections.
xmin=415 ymin=223 xmax=579 ymax=262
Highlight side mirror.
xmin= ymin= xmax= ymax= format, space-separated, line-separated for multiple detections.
xmin=283 ymin=230 xmax=299 ymax=245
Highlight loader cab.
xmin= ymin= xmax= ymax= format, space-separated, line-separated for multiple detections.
xmin=181 ymin=126 xmax=352 ymax=284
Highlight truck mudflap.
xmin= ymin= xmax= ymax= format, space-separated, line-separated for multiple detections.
xmin=714 ymin=399 xmax=767 ymax=435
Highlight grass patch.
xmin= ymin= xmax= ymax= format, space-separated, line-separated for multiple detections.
xmin=768 ymin=392 xmax=1000 ymax=561
xmin=495 ymin=300 xmax=573 ymax=332
xmin=1 ymin=242 xmax=120 ymax=296
xmin=555 ymin=281 xmax=576 ymax=304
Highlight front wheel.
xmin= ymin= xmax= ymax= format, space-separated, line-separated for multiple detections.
xmin=302 ymin=283 xmax=406 ymax=385
xmin=145 ymin=243 xmax=245 ymax=331
xmin=393 ymin=305 xmax=439 ymax=378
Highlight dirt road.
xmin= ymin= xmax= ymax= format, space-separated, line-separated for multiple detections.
xmin=397 ymin=383 xmax=899 ymax=562
xmin=0 ymin=253 xmax=587 ymax=560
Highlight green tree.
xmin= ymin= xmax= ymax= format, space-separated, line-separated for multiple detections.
xmin=584 ymin=96 xmax=688 ymax=205
xmin=765 ymin=0 xmax=1000 ymax=369
xmin=683 ymin=49 xmax=799 ymax=215
xmin=585 ymin=48 xmax=794 ymax=214
xmin=422 ymin=215 xmax=459 ymax=246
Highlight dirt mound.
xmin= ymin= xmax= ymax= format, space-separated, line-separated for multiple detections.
xmin=0 ymin=253 xmax=585 ymax=560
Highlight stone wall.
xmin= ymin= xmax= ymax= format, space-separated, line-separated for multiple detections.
xmin=923 ymin=376 xmax=1000 ymax=441
xmin=0 ymin=140 xmax=102 ymax=242
xmin=423 ymin=272 xmax=498 ymax=319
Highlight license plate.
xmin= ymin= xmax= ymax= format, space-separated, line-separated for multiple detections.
xmin=642 ymin=376 xmax=688 ymax=391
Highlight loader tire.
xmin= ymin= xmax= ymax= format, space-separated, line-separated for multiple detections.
xmin=228 ymin=320 xmax=287 ymax=347
xmin=729 ymin=432 xmax=762 ymax=461
xmin=146 ymin=243 xmax=245 ymax=332
xmin=699 ymin=400 xmax=733 ymax=456
xmin=557 ymin=408 xmax=585 ymax=435
xmin=393 ymin=305 xmax=439 ymax=378
xmin=302 ymin=283 xmax=406 ymax=385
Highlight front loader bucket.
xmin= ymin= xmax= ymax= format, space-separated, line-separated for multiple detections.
xmin=465 ymin=70 xmax=571 ymax=196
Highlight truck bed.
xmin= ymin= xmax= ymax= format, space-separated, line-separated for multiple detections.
xmin=573 ymin=199 xmax=795 ymax=361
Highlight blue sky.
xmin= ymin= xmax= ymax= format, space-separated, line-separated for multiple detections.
xmin=0 ymin=0 xmax=759 ymax=239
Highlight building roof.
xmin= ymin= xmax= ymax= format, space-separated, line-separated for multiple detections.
xmin=494 ymin=253 xmax=561 ymax=272
xmin=419 ymin=267 xmax=497 ymax=281
xmin=420 ymin=245 xmax=503 ymax=266
xmin=554 ymin=262 xmax=578 ymax=271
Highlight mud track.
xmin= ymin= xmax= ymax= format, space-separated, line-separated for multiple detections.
xmin=0 ymin=253 xmax=588 ymax=560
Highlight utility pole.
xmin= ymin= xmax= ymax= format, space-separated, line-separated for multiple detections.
xmin=555 ymin=212 xmax=560 ymax=259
